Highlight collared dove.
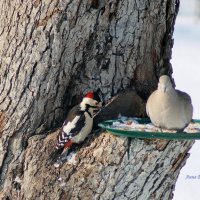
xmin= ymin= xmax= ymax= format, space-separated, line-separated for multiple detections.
xmin=146 ymin=75 xmax=193 ymax=130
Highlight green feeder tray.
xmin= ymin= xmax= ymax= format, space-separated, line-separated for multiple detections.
xmin=98 ymin=118 xmax=200 ymax=140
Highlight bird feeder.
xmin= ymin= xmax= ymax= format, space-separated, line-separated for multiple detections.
xmin=98 ymin=118 xmax=200 ymax=140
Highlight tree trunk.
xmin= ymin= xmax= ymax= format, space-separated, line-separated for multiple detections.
xmin=0 ymin=0 xmax=193 ymax=199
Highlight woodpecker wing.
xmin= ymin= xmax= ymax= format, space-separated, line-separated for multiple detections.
xmin=56 ymin=110 xmax=86 ymax=149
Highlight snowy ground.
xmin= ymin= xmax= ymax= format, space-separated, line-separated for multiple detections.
xmin=172 ymin=0 xmax=200 ymax=199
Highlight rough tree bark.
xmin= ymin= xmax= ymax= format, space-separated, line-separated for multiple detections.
xmin=0 ymin=0 xmax=193 ymax=199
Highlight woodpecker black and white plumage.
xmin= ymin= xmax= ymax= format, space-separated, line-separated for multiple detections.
xmin=51 ymin=91 xmax=102 ymax=164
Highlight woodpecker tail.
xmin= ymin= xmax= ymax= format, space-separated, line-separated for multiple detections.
xmin=48 ymin=147 xmax=64 ymax=165
xmin=49 ymin=142 xmax=73 ymax=165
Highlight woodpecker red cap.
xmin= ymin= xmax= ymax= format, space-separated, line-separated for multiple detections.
xmin=85 ymin=92 xmax=94 ymax=99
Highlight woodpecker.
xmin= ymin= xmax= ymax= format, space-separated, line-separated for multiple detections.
xmin=146 ymin=75 xmax=193 ymax=130
xmin=51 ymin=91 xmax=102 ymax=164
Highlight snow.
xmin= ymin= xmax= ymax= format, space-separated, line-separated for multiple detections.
xmin=172 ymin=0 xmax=200 ymax=199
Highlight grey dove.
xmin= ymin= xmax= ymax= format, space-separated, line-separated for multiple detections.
xmin=146 ymin=75 xmax=193 ymax=130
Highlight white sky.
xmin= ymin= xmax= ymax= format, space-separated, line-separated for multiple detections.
xmin=172 ymin=0 xmax=200 ymax=199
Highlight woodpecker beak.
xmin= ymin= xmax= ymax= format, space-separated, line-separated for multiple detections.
xmin=97 ymin=102 xmax=103 ymax=108
xmin=92 ymin=102 xmax=102 ymax=117
xmin=93 ymin=102 xmax=102 ymax=111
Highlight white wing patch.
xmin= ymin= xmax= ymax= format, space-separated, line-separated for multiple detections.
xmin=72 ymin=112 xmax=93 ymax=143
xmin=63 ymin=116 xmax=80 ymax=135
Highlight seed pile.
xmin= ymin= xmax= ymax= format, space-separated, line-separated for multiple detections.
xmin=109 ymin=117 xmax=200 ymax=134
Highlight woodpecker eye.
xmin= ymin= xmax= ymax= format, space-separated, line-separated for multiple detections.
xmin=95 ymin=101 xmax=98 ymax=106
